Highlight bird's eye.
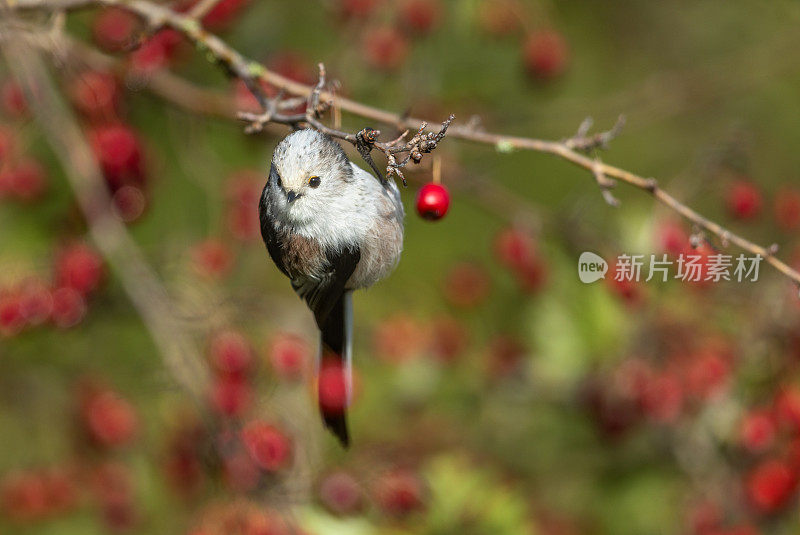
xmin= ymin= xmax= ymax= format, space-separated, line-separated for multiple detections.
xmin=308 ymin=176 xmax=321 ymax=188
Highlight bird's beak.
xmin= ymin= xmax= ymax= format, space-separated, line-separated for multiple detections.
xmin=286 ymin=190 xmax=300 ymax=203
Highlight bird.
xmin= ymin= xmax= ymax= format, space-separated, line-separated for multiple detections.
xmin=259 ymin=128 xmax=404 ymax=447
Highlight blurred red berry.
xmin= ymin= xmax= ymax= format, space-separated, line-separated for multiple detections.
xmin=163 ymin=424 xmax=205 ymax=497
xmin=339 ymin=0 xmax=380 ymax=18
xmin=726 ymin=180 xmax=762 ymax=220
xmin=56 ymin=242 xmax=104 ymax=296
xmin=487 ymin=335 xmax=526 ymax=378
xmin=373 ymin=314 xmax=427 ymax=363
xmin=0 ymin=291 xmax=24 ymax=337
xmin=523 ymin=30 xmax=569 ymax=80
xmin=477 ymin=0 xmax=519 ymax=37
xmin=18 ymin=279 xmax=53 ymax=326
xmin=318 ymin=359 xmax=349 ymax=416
xmin=740 ymin=409 xmax=776 ymax=453
xmin=210 ymin=376 xmax=251 ymax=417
xmin=443 ymin=261 xmax=490 ymax=308
xmin=745 ymin=459 xmax=797 ymax=513
xmin=241 ymin=422 xmax=292 ymax=471
xmin=200 ymin=0 xmax=250 ymax=30
xmin=399 ymin=0 xmax=441 ymax=34
xmin=50 ymin=287 xmax=86 ymax=328
xmin=1 ymin=81 xmax=28 ymax=118
xmin=494 ymin=227 xmax=536 ymax=269
xmin=131 ymin=29 xmax=183 ymax=73
xmin=319 ymin=471 xmax=363 ymax=515
xmin=774 ymin=387 xmax=800 ymax=431
xmin=0 ymin=159 xmax=47 ymax=201
xmin=0 ymin=124 xmax=14 ymax=162
xmin=641 ymin=371 xmax=683 ymax=423
xmin=90 ymin=462 xmax=138 ymax=532
xmin=775 ymin=187 xmax=800 ymax=231
xmin=192 ymin=239 xmax=234 ymax=279
xmin=657 ymin=220 xmax=689 ymax=256
xmin=41 ymin=468 xmax=77 ymax=514
xmin=415 ymin=183 xmax=450 ymax=220
xmin=82 ymin=388 xmax=139 ymax=448
xmin=92 ymin=8 xmax=139 ymax=52
xmin=1 ymin=471 xmax=49 ymax=522
xmin=89 ymin=124 xmax=146 ymax=192
xmin=428 ymin=317 xmax=467 ymax=363
xmin=687 ymin=499 xmax=721 ymax=535
xmin=373 ymin=469 xmax=425 ymax=517
xmin=209 ymin=329 xmax=253 ymax=376
xmin=226 ymin=171 xmax=262 ymax=241
xmin=363 ymin=26 xmax=409 ymax=71
xmin=112 ymin=185 xmax=147 ymax=222
xmin=685 ymin=350 xmax=730 ymax=400
xmin=268 ymin=333 xmax=310 ymax=380
xmin=69 ymin=71 xmax=120 ymax=122
xmin=221 ymin=449 xmax=260 ymax=492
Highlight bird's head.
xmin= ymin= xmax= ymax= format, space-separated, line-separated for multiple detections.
xmin=265 ymin=129 xmax=354 ymax=224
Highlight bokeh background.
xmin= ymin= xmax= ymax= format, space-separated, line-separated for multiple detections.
xmin=3 ymin=0 xmax=800 ymax=534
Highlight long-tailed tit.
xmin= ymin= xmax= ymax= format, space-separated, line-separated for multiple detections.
xmin=259 ymin=129 xmax=404 ymax=447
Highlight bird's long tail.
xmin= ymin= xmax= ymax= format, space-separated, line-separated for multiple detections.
xmin=318 ymin=290 xmax=353 ymax=447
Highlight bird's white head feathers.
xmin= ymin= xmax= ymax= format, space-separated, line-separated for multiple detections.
xmin=263 ymin=129 xmax=399 ymax=251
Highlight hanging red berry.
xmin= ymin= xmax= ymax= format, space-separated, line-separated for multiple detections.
xmin=415 ymin=183 xmax=450 ymax=221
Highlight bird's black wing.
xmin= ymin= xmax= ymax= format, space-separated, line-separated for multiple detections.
xmin=292 ymin=246 xmax=360 ymax=329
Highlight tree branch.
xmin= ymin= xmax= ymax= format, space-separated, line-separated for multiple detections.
xmin=8 ymin=0 xmax=800 ymax=288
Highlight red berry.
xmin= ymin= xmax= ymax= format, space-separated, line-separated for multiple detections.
xmin=241 ymin=422 xmax=292 ymax=471
xmin=0 ymin=291 xmax=24 ymax=337
xmin=372 ymin=314 xmax=427 ymax=363
xmin=657 ymin=220 xmax=689 ymax=256
xmin=268 ymin=333 xmax=310 ymax=380
xmin=0 ymin=124 xmax=14 ymax=162
xmin=209 ymin=329 xmax=253 ymax=376
xmin=0 ymin=159 xmax=47 ymax=201
xmin=745 ymin=459 xmax=797 ymax=513
xmin=487 ymin=335 xmax=526 ymax=378
xmin=89 ymin=124 xmax=145 ymax=192
xmin=774 ymin=387 xmax=800 ymax=431
xmin=415 ymin=183 xmax=450 ymax=220
xmin=200 ymin=0 xmax=250 ymax=30
xmin=494 ymin=227 xmax=537 ymax=269
xmin=18 ymin=279 xmax=53 ymax=326
xmin=112 ymin=185 xmax=147 ymax=222
xmin=210 ymin=376 xmax=251 ymax=417
xmin=641 ymin=371 xmax=683 ymax=423
xmin=191 ymin=239 xmax=234 ymax=279
xmin=50 ymin=287 xmax=86 ymax=328
xmin=477 ymin=0 xmax=520 ymax=37
xmin=428 ymin=316 xmax=467 ymax=363
xmin=775 ymin=187 xmax=800 ymax=231
xmin=684 ymin=349 xmax=729 ymax=400
xmin=363 ymin=26 xmax=409 ymax=71
xmin=740 ymin=409 xmax=776 ymax=452
xmin=319 ymin=471 xmax=363 ymax=515
xmin=92 ymin=8 xmax=139 ymax=52
xmin=726 ymin=180 xmax=762 ymax=220
xmin=1 ymin=471 xmax=49 ymax=521
xmin=339 ymin=0 xmax=380 ymax=18
xmin=523 ymin=30 xmax=569 ymax=80
xmin=373 ymin=469 xmax=425 ymax=517
xmin=399 ymin=0 xmax=442 ymax=34
xmin=131 ymin=29 xmax=183 ymax=73
xmin=82 ymin=388 xmax=139 ymax=448
xmin=69 ymin=71 xmax=120 ymax=122
xmin=1 ymin=81 xmax=28 ymax=118
xmin=55 ymin=242 xmax=104 ymax=296
xmin=443 ymin=261 xmax=490 ymax=307
xmin=163 ymin=424 xmax=204 ymax=497
xmin=225 ymin=171 xmax=262 ymax=241
xmin=318 ymin=359 xmax=348 ymax=415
